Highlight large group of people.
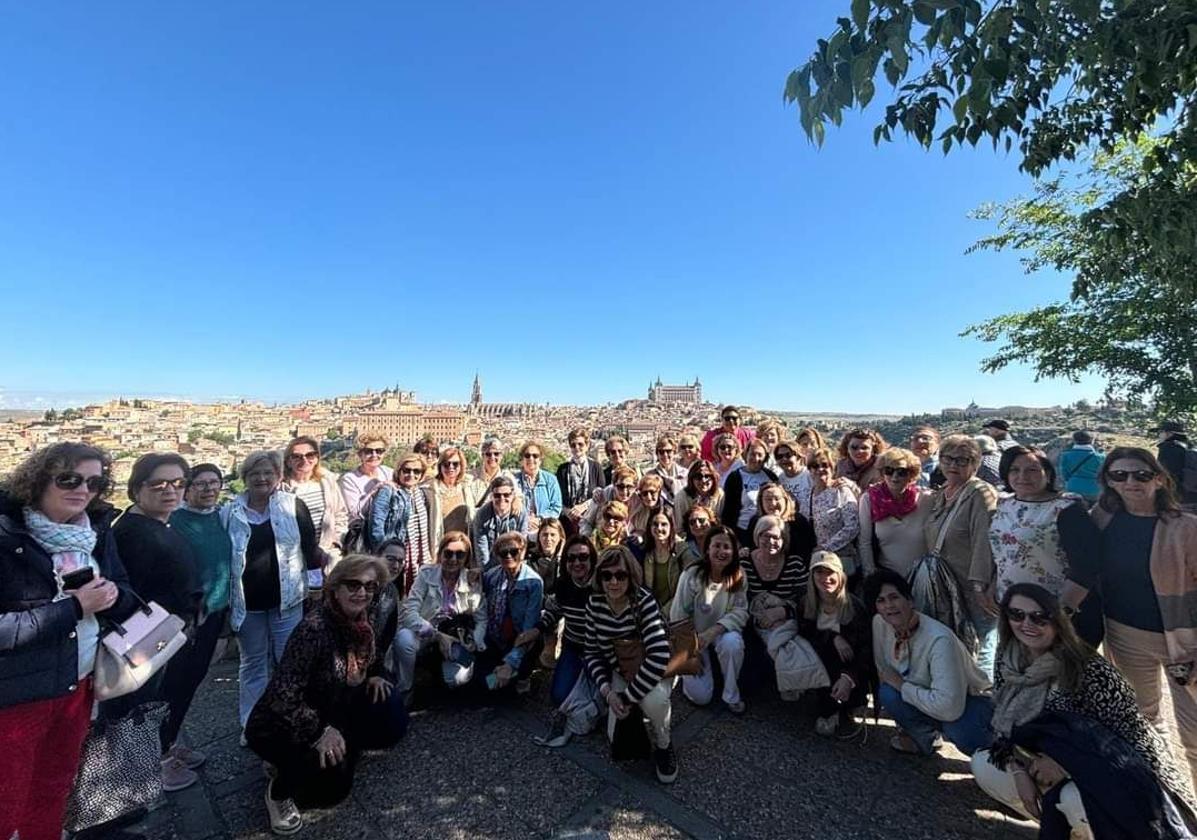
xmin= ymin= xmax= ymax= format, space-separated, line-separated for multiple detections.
xmin=2 ymin=408 xmax=1196 ymax=838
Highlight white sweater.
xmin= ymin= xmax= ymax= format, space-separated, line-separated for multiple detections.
xmin=872 ymin=612 xmax=990 ymax=722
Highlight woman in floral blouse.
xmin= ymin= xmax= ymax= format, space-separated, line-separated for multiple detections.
xmin=987 ymin=446 xmax=1101 ymax=645
xmin=796 ymin=448 xmax=861 ymax=577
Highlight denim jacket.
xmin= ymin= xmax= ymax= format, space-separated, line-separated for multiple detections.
xmin=513 ymin=469 xmax=563 ymax=526
xmin=482 ymin=563 xmax=544 ymax=670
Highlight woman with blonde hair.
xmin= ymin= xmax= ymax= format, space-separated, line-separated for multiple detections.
xmin=581 ymin=466 xmax=638 ymax=537
xmin=338 ymin=433 xmax=393 ymax=524
xmin=798 ymin=448 xmax=861 ymax=577
xmin=797 ymin=552 xmax=871 ymax=738
xmin=755 ymin=418 xmax=786 ymax=472
xmin=747 ymin=482 xmax=817 ymax=564
xmin=282 ymin=436 xmax=348 ymax=570
xmin=372 ymin=454 xmax=434 ymax=564
xmin=835 ymin=428 xmax=888 ymax=491
xmin=712 ymin=433 xmax=745 ymax=487
xmin=721 ymin=438 xmax=778 ymax=548
xmin=794 ymin=427 xmax=826 ymax=461
xmin=629 ymin=473 xmax=669 ymax=541
xmin=592 ymin=500 xmax=630 ymax=552
xmin=422 ymin=446 xmax=484 ymax=556
xmin=859 ymin=448 xmax=932 ymax=579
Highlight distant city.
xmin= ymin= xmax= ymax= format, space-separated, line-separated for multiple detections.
xmin=0 ymin=375 xmax=1131 ymax=486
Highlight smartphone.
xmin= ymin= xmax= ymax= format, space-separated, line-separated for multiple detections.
xmin=61 ymin=567 xmax=95 ymax=590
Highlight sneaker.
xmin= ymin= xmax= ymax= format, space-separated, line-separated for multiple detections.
xmin=515 ymin=678 xmax=532 ymax=695
xmin=264 ymin=781 xmax=303 ymax=835
xmin=726 ymin=700 xmax=746 ymax=715
xmin=814 ymin=715 xmax=838 ymax=737
xmin=533 ymin=712 xmax=571 ymax=749
xmin=160 ymin=755 xmax=199 ymax=792
xmin=167 ymin=743 xmax=207 ymax=770
xmin=653 ymin=743 xmax=679 ymax=784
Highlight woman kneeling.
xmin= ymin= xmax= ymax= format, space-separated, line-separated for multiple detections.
xmin=246 ymin=555 xmax=408 ymax=834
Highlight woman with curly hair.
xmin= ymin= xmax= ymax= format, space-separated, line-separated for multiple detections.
xmin=834 ymin=428 xmax=888 ymax=491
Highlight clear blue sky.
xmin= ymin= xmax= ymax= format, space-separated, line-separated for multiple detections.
xmin=0 ymin=2 xmax=1103 ymax=413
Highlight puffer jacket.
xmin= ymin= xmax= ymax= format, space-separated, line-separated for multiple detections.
xmin=0 ymin=492 xmax=138 ymax=709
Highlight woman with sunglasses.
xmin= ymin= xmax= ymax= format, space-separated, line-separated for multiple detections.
xmin=646 ymin=434 xmax=688 ymax=504
xmin=580 ymin=466 xmax=638 ymax=538
xmin=629 ymin=474 xmax=671 ymax=543
xmin=397 ymin=532 xmax=487 ymax=698
xmin=1063 ymin=446 xmax=1197 ymax=790
xmin=531 ymin=537 xmax=599 ymax=747
xmin=371 ymin=454 xmax=433 ymax=565
xmin=110 ymin=453 xmax=205 ymax=791
xmin=972 ymin=583 xmax=1197 ymax=835
xmin=584 ymin=546 xmax=679 ymax=784
xmin=835 ymin=428 xmax=888 ymax=491
xmin=472 ymin=475 xmax=528 ymax=569
xmin=338 ymin=434 xmax=394 ymax=526
xmin=773 ymin=440 xmax=807 ymax=506
xmin=0 ymin=443 xmax=138 ymax=840
xmin=247 ymin=555 xmax=407 ymax=835
xmin=474 ymin=439 xmax=519 ymax=508
xmin=987 ymin=446 xmax=1102 ymax=645
xmin=514 ymin=441 xmax=563 ymax=537
xmin=859 ymin=448 xmax=931 ymax=580
xmin=223 ymin=450 xmax=321 ymax=734
xmin=700 ymin=405 xmax=754 ymax=462
xmin=712 ymin=433 xmax=745 ymax=488
xmin=422 ymin=447 xmax=484 ymax=558
xmin=478 ymin=532 xmax=544 ymax=694
xmin=920 ymin=434 xmax=1000 ymax=674
xmin=676 ymin=434 xmax=702 ymax=471
xmin=721 ymin=439 xmax=779 ymax=549
xmin=797 ymin=448 xmax=861 ymax=578
xmin=282 ymin=436 xmax=348 ymax=571
xmin=670 ymin=525 xmax=749 ymax=714
xmin=672 ymin=460 xmax=724 ymax=536
xmin=591 ymin=500 xmax=630 ymax=552
xmin=677 ymin=504 xmax=716 ymax=569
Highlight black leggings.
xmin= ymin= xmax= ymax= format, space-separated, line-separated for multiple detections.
xmin=160 ymin=609 xmax=228 ymax=750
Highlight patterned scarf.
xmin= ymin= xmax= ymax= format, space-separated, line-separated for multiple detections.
xmin=24 ymin=507 xmax=96 ymax=580
xmin=867 ymin=482 xmax=919 ymax=522
xmin=487 ymin=571 xmax=514 ymax=641
xmin=322 ymin=598 xmax=375 ymax=688
xmin=992 ymin=644 xmax=1061 ymax=737
xmin=410 ymin=488 xmax=431 ymax=565
xmin=892 ymin=612 xmax=921 ymax=661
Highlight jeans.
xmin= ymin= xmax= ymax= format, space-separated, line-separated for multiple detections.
xmin=161 ymin=608 xmax=228 ymax=750
xmin=680 ymin=631 xmax=744 ymax=706
xmin=237 ymin=604 xmax=304 ymax=727
xmin=968 ymin=598 xmax=998 ymax=677
xmin=550 ymin=640 xmax=587 ymax=707
xmin=878 ymin=683 xmax=993 ymax=755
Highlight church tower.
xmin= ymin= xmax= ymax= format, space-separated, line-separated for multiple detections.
xmin=470 ymin=372 xmax=482 ymax=408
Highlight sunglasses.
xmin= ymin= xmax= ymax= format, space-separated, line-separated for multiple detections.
xmin=497 ymin=547 xmax=521 ymax=559
xmin=492 ymin=491 xmax=513 ymax=500
xmin=289 ymin=451 xmax=319 ymax=462
xmin=811 ymin=463 xmax=832 ymax=471
xmin=679 ymin=444 xmax=697 ymax=451
xmin=443 ymin=461 xmax=462 ymax=468
xmin=484 ymin=451 xmax=502 ymax=459
xmin=146 ymin=477 xmax=188 ymax=492
xmin=615 ymin=483 xmax=635 ymax=491
xmin=657 ymin=448 xmax=675 ymax=455
xmin=1107 ymin=469 xmax=1158 ymax=483
xmin=400 ymin=467 xmax=425 ymax=476
xmin=54 ymin=472 xmax=110 ymax=493
xmin=340 ymin=579 xmax=379 ymax=595
xmin=566 ymin=551 xmax=592 ymax=563
xmin=441 ymin=549 xmax=467 ymax=561
xmin=600 ymin=570 xmax=629 ymax=582
xmin=522 ymin=453 xmax=541 ymax=460
xmin=360 ymin=447 xmax=386 ymax=456
xmin=1005 ymin=607 xmax=1051 ymax=627
xmin=638 ymin=489 xmax=658 ymax=497
xmin=688 ymin=518 xmax=710 ymax=527
xmin=882 ymin=467 xmax=913 ymax=479
xmin=723 ymin=416 xmax=739 ymax=422
xmin=776 ymin=451 xmax=795 ymax=460
xmin=603 ymin=514 xmax=626 ymax=523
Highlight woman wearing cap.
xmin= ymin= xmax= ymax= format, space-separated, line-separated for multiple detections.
xmin=1063 ymin=447 xmax=1197 ymax=789
xmin=798 ymin=448 xmax=861 ymax=578
xmin=859 ymin=448 xmax=931 ymax=579
xmin=584 ymin=546 xmax=679 ymax=784
xmin=721 ymin=438 xmax=779 ymax=549
xmin=670 ymin=525 xmax=749 ymax=713
xmin=282 ymin=436 xmax=348 ymax=570
xmin=797 ymin=552 xmax=871 ymax=738
xmin=673 ymin=461 xmax=724 ymax=536
xmin=835 ymin=428 xmax=888 ymax=491
xmin=396 ymin=532 xmax=487 ymax=698
xmin=338 ymin=434 xmax=394 ymax=525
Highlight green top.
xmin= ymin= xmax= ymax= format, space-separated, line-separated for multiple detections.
xmin=168 ymin=507 xmax=232 ymax=615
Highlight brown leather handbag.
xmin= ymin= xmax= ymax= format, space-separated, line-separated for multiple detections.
xmin=611 ymin=615 xmax=702 ymax=682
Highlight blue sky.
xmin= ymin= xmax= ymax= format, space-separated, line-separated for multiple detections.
xmin=0 ymin=2 xmax=1103 ymax=413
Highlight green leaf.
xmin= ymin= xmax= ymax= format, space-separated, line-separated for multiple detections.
xmin=851 ymin=0 xmax=870 ymax=31
xmin=858 ymin=78 xmax=876 ymax=107
xmin=953 ymin=95 xmax=969 ymax=122
xmin=912 ymin=0 xmax=936 ymax=25
xmin=812 ymin=119 xmax=825 ymax=147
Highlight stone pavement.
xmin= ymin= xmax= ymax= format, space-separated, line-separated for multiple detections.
xmin=131 ymin=659 xmax=1039 ymax=840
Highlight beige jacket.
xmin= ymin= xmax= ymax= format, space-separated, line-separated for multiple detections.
xmin=281 ymin=472 xmax=348 ymax=565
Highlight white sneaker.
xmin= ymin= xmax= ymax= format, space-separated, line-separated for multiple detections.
xmin=265 ymin=781 xmax=303 ymax=835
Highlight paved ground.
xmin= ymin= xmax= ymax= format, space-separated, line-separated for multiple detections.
xmin=124 ymin=656 xmax=1043 ymax=840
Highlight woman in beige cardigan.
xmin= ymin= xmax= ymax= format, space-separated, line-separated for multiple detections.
xmin=1063 ymin=446 xmax=1197 ymax=790
xmin=421 ymin=447 xmax=484 ymax=555
xmin=282 ymin=436 xmax=348 ymax=570
xmin=921 ymin=434 xmax=999 ymax=674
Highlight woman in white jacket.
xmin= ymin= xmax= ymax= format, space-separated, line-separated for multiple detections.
xmin=669 ymin=527 xmax=749 ymax=713
xmin=395 ymin=531 xmax=487 ymax=697
xmin=281 ymin=436 xmax=348 ymax=573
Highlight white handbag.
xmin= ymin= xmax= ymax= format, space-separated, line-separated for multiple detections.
xmin=93 ymin=598 xmax=188 ymax=701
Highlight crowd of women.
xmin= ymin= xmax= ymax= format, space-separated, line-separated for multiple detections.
xmin=2 ymin=407 xmax=1197 ymax=839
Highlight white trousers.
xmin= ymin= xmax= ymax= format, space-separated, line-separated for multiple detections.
xmin=680 ymin=631 xmax=744 ymax=706
xmin=607 ymin=673 xmax=675 ymax=749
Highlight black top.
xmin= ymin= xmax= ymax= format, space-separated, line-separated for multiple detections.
xmin=1159 ymin=438 xmax=1197 ymax=503
xmin=242 ymin=500 xmax=317 ymax=612
xmin=1100 ymin=511 xmax=1164 ymax=632
xmin=111 ymin=511 xmax=202 ymax=621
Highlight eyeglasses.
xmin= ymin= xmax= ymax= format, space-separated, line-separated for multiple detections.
xmin=246 ymin=470 xmax=277 ymax=481
xmin=340 ymin=579 xmax=379 ymax=595
xmin=443 ymin=461 xmax=461 ymax=469
xmin=600 ymin=570 xmax=629 ymax=582
xmin=1005 ymin=607 xmax=1051 ymax=627
xmin=940 ymin=454 xmax=973 ymax=467
xmin=400 ymin=467 xmax=424 ymax=476
xmin=566 ymin=551 xmax=592 ymax=563
xmin=492 ymin=491 xmax=513 ymax=500
xmin=848 ymin=443 xmax=872 ymax=452
xmin=190 ymin=479 xmax=221 ymax=491
xmin=1107 ymin=469 xmax=1158 ymax=483
xmin=360 ymin=447 xmax=385 ymax=456
xmin=289 ymin=451 xmax=319 ymax=462
xmin=882 ymin=467 xmax=913 ymax=479
xmin=146 ymin=478 xmax=188 ymax=492
xmin=679 ymin=444 xmax=697 ymax=451
xmin=483 ymin=451 xmax=502 ymax=459
xmin=615 ymin=483 xmax=636 ymax=491
xmin=441 ymin=549 xmax=467 ymax=561
xmin=522 ymin=452 xmax=541 ymax=460
xmin=53 ymin=472 xmax=110 ymax=493
xmin=638 ymin=489 xmax=658 ymax=497
xmin=688 ymin=517 xmax=710 ymax=527
xmin=497 ymin=547 xmax=521 ymax=559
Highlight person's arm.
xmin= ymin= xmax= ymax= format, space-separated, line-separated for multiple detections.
xmin=472 ymin=510 xmax=492 ymax=568
xmin=582 ymin=600 xmax=612 ymax=697
xmin=338 ymin=473 xmax=363 ymax=522
xmin=1058 ymin=501 xmax=1099 ymax=586
xmin=325 ymin=474 xmax=348 ymax=548
xmin=503 ymin=575 xmax=544 ymax=670
xmin=471 ymin=576 xmax=488 ymax=651
xmin=401 ymin=571 xmax=436 ymax=635
xmin=625 ymin=593 xmax=671 ymax=703
xmin=542 ymin=473 xmax=563 ymax=518
xmin=367 ymin=586 xmax=399 ymax=679
xmin=668 ymin=568 xmax=696 ymax=622
xmin=900 ymin=635 xmax=968 ymax=722
xmin=966 ymin=486 xmax=998 ymax=585
xmin=858 ymin=494 xmax=877 ymax=575
xmin=538 ymin=591 xmax=563 ymax=635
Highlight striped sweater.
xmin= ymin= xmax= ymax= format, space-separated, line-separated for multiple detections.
xmin=584 ymin=587 xmax=671 ymax=703
xmin=743 ymin=553 xmax=809 ymax=609
xmin=537 ymin=575 xmax=591 ymax=648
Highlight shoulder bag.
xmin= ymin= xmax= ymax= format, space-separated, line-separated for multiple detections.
xmin=907 ymin=485 xmax=979 ymax=653
xmin=94 ymin=594 xmax=188 ymax=701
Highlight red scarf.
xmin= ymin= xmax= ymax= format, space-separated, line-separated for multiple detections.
xmin=867 ymin=482 xmax=918 ymax=522
xmin=322 ymin=597 xmax=376 ymax=687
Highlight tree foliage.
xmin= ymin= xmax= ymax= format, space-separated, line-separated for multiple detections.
xmin=786 ymin=1 xmax=1197 ymax=291
xmin=962 ymin=137 xmax=1197 ymax=416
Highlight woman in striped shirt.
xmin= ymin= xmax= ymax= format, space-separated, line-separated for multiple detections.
xmin=583 ymin=546 xmax=679 ymax=784
xmin=743 ymin=515 xmax=814 ymax=700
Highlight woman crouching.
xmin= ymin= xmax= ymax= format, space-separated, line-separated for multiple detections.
xmin=246 ymin=555 xmax=408 ymax=835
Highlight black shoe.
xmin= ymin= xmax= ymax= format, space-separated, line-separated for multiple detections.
xmin=654 ymin=743 xmax=679 ymax=784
